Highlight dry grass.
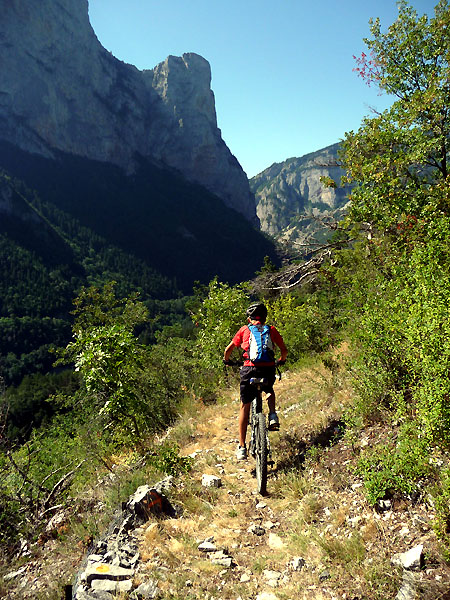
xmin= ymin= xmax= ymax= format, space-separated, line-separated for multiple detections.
xmin=11 ymin=349 xmax=450 ymax=599
xmin=130 ymin=352 xmax=450 ymax=599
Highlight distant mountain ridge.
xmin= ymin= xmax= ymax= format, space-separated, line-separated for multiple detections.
xmin=250 ymin=143 xmax=352 ymax=245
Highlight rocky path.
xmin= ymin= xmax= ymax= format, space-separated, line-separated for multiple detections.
xmin=4 ymin=364 xmax=450 ymax=599
xmin=137 ymin=394 xmax=312 ymax=600
xmin=133 ymin=367 xmax=450 ymax=600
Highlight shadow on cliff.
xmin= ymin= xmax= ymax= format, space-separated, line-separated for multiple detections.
xmin=0 ymin=141 xmax=278 ymax=293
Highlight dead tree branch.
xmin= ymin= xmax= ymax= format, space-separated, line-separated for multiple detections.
xmin=252 ymin=236 xmax=353 ymax=295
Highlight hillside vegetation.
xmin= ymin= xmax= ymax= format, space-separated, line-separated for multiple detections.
xmin=2 ymin=1 xmax=450 ymax=598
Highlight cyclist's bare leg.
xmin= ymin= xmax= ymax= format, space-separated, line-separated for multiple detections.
xmin=266 ymin=391 xmax=276 ymax=414
xmin=239 ymin=402 xmax=251 ymax=446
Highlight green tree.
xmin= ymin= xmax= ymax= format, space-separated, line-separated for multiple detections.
xmin=333 ymin=0 xmax=450 ymax=483
xmin=191 ymin=278 xmax=249 ymax=372
xmin=57 ymin=283 xmax=150 ymax=436
xmin=343 ymin=0 xmax=450 ymax=228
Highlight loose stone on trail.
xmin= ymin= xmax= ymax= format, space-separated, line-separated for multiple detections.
xmin=256 ymin=592 xmax=279 ymax=600
xmin=197 ymin=540 xmax=218 ymax=552
xmin=201 ymin=474 xmax=222 ymax=487
xmin=290 ymin=556 xmax=306 ymax=571
xmin=248 ymin=524 xmax=265 ymax=536
xmin=392 ymin=544 xmax=424 ymax=571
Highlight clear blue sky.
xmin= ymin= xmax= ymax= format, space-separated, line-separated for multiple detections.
xmin=88 ymin=0 xmax=435 ymax=178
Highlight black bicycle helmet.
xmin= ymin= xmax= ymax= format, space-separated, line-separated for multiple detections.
xmin=246 ymin=302 xmax=267 ymax=321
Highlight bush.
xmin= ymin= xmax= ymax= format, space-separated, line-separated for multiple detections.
xmin=147 ymin=442 xmax=193 ymax=477
xmin=356 ymin=423 xmax=433 ymax=505
xmin=266 ymin=293 xmax=331 ymax=362
xmin=190 ymin=278 xmax=249 ymax=374
xmin=431 ymin=468 xmax=450 ymax=560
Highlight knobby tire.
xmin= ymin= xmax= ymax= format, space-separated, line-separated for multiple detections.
xmin=255 ymin=412 xmax=268 ymax=495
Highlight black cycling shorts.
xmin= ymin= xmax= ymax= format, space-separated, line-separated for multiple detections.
xmin=239 ymin=365 xmax=276 ymax=404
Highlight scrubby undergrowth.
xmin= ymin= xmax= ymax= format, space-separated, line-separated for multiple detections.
xmin=2 ymin=351 xmax=450 ymax=599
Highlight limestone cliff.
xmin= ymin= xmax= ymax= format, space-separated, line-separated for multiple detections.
xmin=0 ymin=0 xmax=256 ymax=221
xmin=250 ymin=143 xmax=352 ymax=244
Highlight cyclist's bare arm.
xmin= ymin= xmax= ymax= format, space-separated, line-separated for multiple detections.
xmin=277 ymin=340 xmax=288 ymax=364
xmin=223 ymin=341 xmax=236 ymax=362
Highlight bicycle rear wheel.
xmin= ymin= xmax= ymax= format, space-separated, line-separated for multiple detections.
xmin=255 ymin=412 xmax=268 ymax=495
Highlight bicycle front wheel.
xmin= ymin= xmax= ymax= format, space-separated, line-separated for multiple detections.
xmin=255 ymin=412 xmax=268 ymax=495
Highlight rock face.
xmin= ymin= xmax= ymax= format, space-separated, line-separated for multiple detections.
xmin=250 ymin=143 xmax=352 ymax=244
xmin=0 ymin=0 xmax=256 ymax=222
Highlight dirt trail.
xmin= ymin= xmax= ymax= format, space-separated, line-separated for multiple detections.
xmin=4 ymin=363 xmax=448 ymax=599
xmin=135 ymin=366 xmax=450 ymax=600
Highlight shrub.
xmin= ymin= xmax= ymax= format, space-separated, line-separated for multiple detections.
xmin=190 ymin=278 xmax=249 ymax=373
xmin=266 ymin=293 xmax=331 ymax=362
xmin=147 ymin=443 xmax=193 ymax=477
xmin=356 ymin=423 xmax=433 ymax=504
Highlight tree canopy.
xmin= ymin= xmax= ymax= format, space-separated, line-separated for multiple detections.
xmin=343 ymin=0 xmax=450 ymax=228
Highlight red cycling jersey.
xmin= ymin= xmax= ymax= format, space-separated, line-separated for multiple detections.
xmin=232 ymin=325 xmax=285 ymax=367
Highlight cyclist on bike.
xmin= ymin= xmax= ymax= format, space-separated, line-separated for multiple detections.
xmin=223 ymin=302 xmax=287 ymax=460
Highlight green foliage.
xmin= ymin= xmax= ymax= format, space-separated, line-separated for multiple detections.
xmin=431 ymin=468 xmax=450 ymax=559
xmin=266 ymin=293 xmax=331 ymax=362
xmin=341 ymin=213 xmax=450 ymax=445
xmin=147 ymin=443 xmax=193 ymax=476
xmin=0 ymin=411 xmax=98 ymax=549
xmin=56 ymin=283 xmax=152 ymax=437
xmin=191 ymin=278 xmax=249 ymax=373
xmin=71 ymin=281 xmax=149 ymax=333
xmin=333 ymin=3 xmax=450 ymax=518
xmin=342 ymin=0 xmax=450 ymax=229
xmin=4 ymin=370 xmax=80 ymax=441
xmin=356 ymin=423 xmax=433 ymax=504
xmin=139 ymin=336 xmax=200 ymax=430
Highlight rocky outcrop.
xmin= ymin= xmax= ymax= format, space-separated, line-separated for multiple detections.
xmin=250 ymin=143 xmax=352 ymax=244
xmin=0 ymin=0 xmax=256 ymax=222
xmin=72 ymin=479 xmax=175 ymax=599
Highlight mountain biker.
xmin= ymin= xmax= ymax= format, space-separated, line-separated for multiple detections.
xmin=223 ymin=302 xmax=287 ymax=460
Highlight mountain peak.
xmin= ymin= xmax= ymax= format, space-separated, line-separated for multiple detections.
xmin=0 ymin=0 xmax=256 ymax=221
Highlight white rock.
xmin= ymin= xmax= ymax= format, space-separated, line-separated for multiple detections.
xmin=263 ymin=570 xmax=282 ymax=587
xmin=85 ymin=563 xmax=134 ymax=584
xmin=268 ymin=533 xmax=285 ymax=550
xmin=134 ymin=580 xmax=159 ymax=599
xmin=256 ymin=592 xmax=279 ymax=600
xmin=395 ymin=571 xmax=418 ymax=600
xmin=91 ymin=579 xmax=133 ymax=592
xmin=202 ymin=474 xmax=222 ymax=488
xmin=291 ymin=557 xmax=306 ymax=571
xmin=87 ymin=554 xmax=104 ymax=563
xmin=198 ymin=541 xmax=217 ymax=552
xmin=4 ymin=566 xmax=27 ymax=581
xmin=211 ymin=556 xmax=232 ymax=568
xmin=392 ymin=544 xmax=423 ymax=570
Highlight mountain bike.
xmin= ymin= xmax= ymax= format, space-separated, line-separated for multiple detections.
xmin=248 ymin=376 xmax=273 ymax=495
xmin=224 ymin=360 xmax=281 ymax=495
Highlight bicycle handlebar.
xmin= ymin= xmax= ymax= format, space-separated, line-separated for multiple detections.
xmin=223 ymin=359 xmax=244 ymax=367
xmin=223 ymin=359 xmax=286 ymax=367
